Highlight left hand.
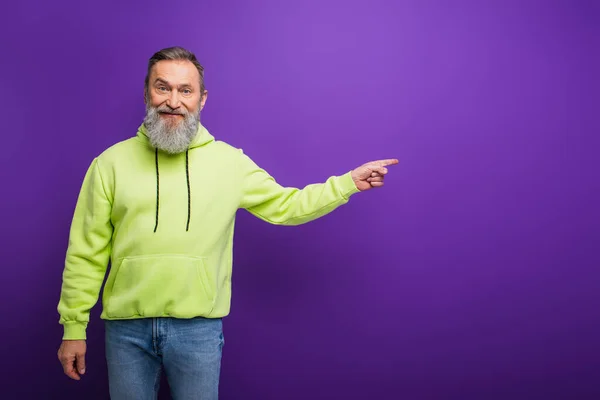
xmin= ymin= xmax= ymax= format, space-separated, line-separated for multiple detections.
xmin=351 ymin=159 xmax=399 ymax=191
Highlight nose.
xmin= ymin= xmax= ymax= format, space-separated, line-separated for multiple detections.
xmin=166 ymin=90 xmax=181 ymax=109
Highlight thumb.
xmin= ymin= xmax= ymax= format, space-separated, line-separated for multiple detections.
xmin=76 ymin=352 xmax=86 ymax=375
xmin=369 ymin=166 xmax=388 ymax=175
xmin=362 ymin=163 xmax=387 ymax=176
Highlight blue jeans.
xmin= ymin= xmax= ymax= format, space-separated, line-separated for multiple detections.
xmin=104 ymin=317 xmax=224 ymax=399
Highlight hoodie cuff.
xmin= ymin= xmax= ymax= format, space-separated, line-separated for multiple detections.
xmin=62 ymin=322 xmax=88 ymax=340
xmin=339 ymin=171 xmax=361 ymax=199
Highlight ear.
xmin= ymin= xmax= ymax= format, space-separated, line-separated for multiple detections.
xmin=200 ymin=90 xmax=208 ymax=111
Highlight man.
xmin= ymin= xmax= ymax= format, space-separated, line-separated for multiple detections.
xmin=57 ymin=46 xmax=397 ymax=399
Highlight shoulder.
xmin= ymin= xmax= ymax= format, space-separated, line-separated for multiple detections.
xmin=209 ymin=140 xmax=247 ymax=159
xmin=95 ymin=137 xmax=143 ymax=163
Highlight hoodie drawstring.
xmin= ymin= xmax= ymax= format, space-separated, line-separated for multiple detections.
xmin=154 ymin=148 xmax=191 ymax=232
xmin=185 ymin=150 xmax=191 ymax=231
xmin=154 ymin=148 xmax=160 ymax=232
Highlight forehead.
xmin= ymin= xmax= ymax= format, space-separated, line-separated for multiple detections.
xmin=150 ymin=60 xmax=199 ymax=86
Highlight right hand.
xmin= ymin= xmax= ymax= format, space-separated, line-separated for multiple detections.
xmin=57 ymin=340 xmax=87 ymax=380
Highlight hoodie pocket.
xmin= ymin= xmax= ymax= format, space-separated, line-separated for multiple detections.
xmin=105 ymin=254 xmax=216 ymax=318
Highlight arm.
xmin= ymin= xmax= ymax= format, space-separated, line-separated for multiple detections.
xmin=57 ymin=157 xmax=113 ymax=340
xmin=237 ymin=149 xmax=398 ymax=225
xmin=238 ymin=150 xmax=360 ymax=225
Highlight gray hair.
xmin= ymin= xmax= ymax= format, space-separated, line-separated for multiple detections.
xmin=144 ymin=46 xmax=206 ymax=96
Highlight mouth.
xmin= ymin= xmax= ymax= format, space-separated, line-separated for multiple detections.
xmin=159 ymin=112 xmax=184 ymax=121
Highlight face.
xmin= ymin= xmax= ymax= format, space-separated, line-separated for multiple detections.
xmin=142 ymin=60 xmax=208 ymax=154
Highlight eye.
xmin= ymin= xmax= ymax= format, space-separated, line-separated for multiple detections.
xmin=157 ymin=86 xmax=168 ymax=92
xmin=182 ymin=88 xmax=192 ymax=95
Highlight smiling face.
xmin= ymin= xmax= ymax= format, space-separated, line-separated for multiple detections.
xmin=142 ymin=59 xmax=208 ymax=154
xmin=147 ymin=59 xmax=207 ymax=119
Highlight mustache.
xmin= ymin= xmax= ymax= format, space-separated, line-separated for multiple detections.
xmin=155 ymin=106 xmax=188 ymax=116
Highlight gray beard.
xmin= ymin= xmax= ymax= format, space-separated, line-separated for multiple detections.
xmin=143 ymin=104 xmax=200 ymax=154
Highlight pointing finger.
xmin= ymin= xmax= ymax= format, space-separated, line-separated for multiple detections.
xmin=372 ymin=159 xmax=399 ymax=167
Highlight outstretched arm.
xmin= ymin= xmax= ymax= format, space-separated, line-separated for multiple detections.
xmin=238 ymin=149 xmax=398 ymax=225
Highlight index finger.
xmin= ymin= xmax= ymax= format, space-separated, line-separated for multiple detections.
xmin=372 ymin=159 xmax=399 ymax=167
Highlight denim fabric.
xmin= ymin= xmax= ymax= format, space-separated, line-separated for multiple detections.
xmin=104 ymin=317 xmax=224 ymax=399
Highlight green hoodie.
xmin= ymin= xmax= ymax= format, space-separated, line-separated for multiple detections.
xmin=57 ymin=123 xmax=360 ymax=340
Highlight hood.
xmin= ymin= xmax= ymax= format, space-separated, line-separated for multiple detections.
xmin=136 ymin=122 xmax=215 ymax=149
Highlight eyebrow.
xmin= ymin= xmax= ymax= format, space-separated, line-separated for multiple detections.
xmin=153 ymin=78 xmax=192 ymax=88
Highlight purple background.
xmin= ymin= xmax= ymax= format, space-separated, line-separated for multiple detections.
xmin=2 ymin=0 xmax=599 ymax=398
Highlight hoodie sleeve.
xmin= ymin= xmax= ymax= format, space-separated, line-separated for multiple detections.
xmin=238 ymin=149 xmax=361 ymax=225
xmin=57 ymin=157 xmax=113 ymax=340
